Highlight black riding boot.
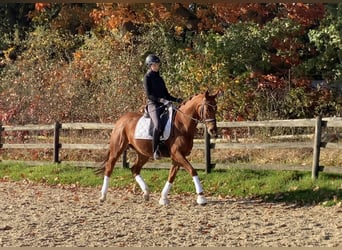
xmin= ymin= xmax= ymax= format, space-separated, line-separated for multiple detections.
xmin=152 ymin=128 xmax=161 ymax=160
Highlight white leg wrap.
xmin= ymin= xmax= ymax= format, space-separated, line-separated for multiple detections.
xmin=197 ymin=195 xmax=207 ymax=205
xmin=161 ymin=181 xmax=172 ymax=198
xmin=101 ymin=175 xmax=110 ymax=195
xmin=193 ymin=176 xmax=203 ymax=194
xmin=135 ymin=175 xmax=148 ymax=193
xmin=159 ymin=181 xmax=172 ymax=205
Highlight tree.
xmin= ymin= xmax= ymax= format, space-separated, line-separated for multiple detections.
xmin=303 ymin=4 xmax=342 ymax=82
xmin=1 ymin=3 xmax=340 ymax=125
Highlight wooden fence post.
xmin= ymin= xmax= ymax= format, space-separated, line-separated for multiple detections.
xmin=0 ymin=123 xmax=3 ymax=149
xmin=204 ymin=127 xmax=212 ymax=173
xmin=53 ymin=121 xmax=61 ymax=163
xmin=312 ymin=115 xmax=323 ymax=179
xmin=122 ymin=149 xmax=129 ymax=168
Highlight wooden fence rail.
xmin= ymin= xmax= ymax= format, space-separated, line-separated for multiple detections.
xmin=1 ymin=116 xmax=342 ymax=179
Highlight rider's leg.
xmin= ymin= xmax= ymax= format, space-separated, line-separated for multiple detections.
xmin=152 ymin=128 xmax=161 ymax=159
xmin=148 ymin=103 xmax=161 ymax=160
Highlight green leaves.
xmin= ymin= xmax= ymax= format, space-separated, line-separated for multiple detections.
xmin=306 ymin=4 xmax=342 ymax=82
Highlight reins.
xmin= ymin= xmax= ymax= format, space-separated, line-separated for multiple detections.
xmin=172 ymin=105 xmax=202 ymax=123
xmin=172 ymin=101 xmax=217 ymax=125
xmin=144 ymin=95 xmax=217 ymax=125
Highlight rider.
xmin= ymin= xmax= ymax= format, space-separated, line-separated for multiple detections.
xmin=143 ymin=54 xmax=183 ymax=160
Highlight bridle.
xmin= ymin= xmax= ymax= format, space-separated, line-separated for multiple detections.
xmin=173 ymin=99 xmax=217 ymax=125
xmin=199 ymin=100 xmax=217 ymax=125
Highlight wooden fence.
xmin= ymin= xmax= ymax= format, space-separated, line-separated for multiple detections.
xmin=1 ymin=116 xmax=342 ymax=179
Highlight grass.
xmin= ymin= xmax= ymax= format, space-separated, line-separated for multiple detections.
xmin=0 ymin=161 xmax=341 ymax=206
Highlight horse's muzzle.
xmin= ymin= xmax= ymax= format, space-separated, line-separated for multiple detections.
xmin=206 ymin=119 xmax=218 ymax=138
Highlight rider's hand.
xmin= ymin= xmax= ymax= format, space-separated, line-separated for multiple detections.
xmin=159 ymin=98 xmax=170 ymax=105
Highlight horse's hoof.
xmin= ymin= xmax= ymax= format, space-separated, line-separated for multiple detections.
xmin=196 ymin=195 xmax=207 ymax=205
xmin=99 ymin=194 xmax=106 ymax=203
xmin=143 ymin=192 xmax=150 ymax=201
xmin=159 ymin=197 xmax=170 ymax=205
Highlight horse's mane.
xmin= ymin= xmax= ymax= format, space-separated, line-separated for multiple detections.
xmin=179 ymin=92 xmax=202 ymax=108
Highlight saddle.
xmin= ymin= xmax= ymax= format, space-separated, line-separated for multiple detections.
xmin=134 ymin=105 xmax=173 ymax=140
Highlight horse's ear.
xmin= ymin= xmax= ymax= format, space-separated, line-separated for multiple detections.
xmin=205 ymin=89 xmax=223 ymax=98
xmin=212 ymin=89 xmax=223 ymax=98
xmin=205 ymin=90 xmax=210 ymax=98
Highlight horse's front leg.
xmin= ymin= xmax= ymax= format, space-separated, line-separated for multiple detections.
xmin=193 ymin=176 xmax=207 ymax=205
xmin=171 ymin=152 xmax=207 ymax=205
xmin=159 ymin=163 xmax=180 ymax=205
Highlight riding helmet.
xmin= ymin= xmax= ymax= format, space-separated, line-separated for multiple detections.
xmin=145 ymin=54 xmax=161 ymax=67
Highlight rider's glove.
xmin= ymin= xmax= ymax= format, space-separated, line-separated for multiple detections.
xmin=176 ymin=98 xmax=183 ymax=103
xmin=159 ymin=98 xmax=170 ymax=106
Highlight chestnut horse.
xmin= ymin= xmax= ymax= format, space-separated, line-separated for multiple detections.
xmin=98 ymin=90 xmax=219 ymax=205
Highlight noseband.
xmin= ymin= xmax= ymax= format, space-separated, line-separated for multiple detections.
xmin=199 ymin=100 xmax=216 ymax=125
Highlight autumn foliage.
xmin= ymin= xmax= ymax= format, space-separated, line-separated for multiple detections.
xmin=0 ymin=3 xmax=341 ymax=125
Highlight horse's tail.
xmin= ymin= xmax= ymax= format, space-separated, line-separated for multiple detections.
xmin=94 ymin=150 xmax=110 ymax=176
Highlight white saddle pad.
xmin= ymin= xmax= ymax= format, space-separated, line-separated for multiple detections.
xmin=134 ymin=105 xmax=173 ymax=140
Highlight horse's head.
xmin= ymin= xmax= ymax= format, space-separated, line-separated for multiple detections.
xmin=198 ymin=90 xmax=220 ymax=138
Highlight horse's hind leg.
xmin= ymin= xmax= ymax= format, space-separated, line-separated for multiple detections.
xmin=130 ymin=153 xmax=150 ymax=201
xmin=100 ymin=131 xmax=128 ymax=202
